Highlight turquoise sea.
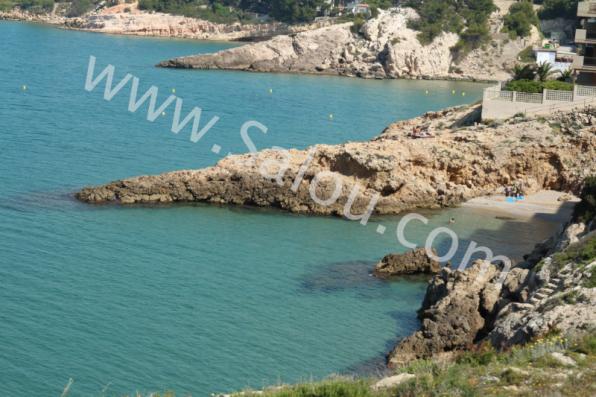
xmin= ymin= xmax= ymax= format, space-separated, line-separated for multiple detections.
xmin=0 ymin=21 xmax=564 ymax=396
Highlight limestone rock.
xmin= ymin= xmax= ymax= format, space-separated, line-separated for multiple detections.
xmin=157 ymin=8 xmax=528 ymax=81
xmin=550 ymin=352 xmax=577 ymax=367
xmin=387 ymin=261 xmax=503 ymax=367
xmin=76 ymin=105 xmax=596 ymax=217
xmin=371 ymin=373 xmax=415 ymax=390
xmin=373 ymin=248 xmax=440 ymax=278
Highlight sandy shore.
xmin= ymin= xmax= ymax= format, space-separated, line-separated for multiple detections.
xmin=462 ymin=190 xmax=579 ymax=223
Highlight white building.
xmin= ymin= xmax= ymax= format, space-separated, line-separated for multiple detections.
xmin=534 ymin=47 xmax=573 ymax=73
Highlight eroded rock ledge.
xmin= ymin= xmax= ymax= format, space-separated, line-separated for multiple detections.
xmin=76 ymin=105 xmax=596 ymax=218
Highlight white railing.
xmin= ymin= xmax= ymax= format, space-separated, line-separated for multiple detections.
xmin=515 ymin=92 xmax=543 ymax=103
xmin=545 ymin=89 xmax=573 ymax=102
xmin=576 ymin=84 xmax=596 ymax=97
xmin=522 ymin=97 xmax=596 ymax=116
xmin=497 ymin=90 xmax=514 ymax=101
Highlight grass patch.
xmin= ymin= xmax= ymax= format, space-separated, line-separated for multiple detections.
xmin=146 ymin=334 xmax=594 ymax=397
xmin=551 ymin=236 xmax=596 ymax=271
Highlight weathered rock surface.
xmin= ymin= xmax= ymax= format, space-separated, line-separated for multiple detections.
xmin=388 ymin=260 xmax=503 ymax=366
xmin=76 ymin=105 xmax=596 ymax=218
xmin=373 ymin=248 xmax=440 ymax=278
xmin=158 ymin=7 xmax=540 ymax=81
xmin=388 ymin=216 xmax=596 ymax=367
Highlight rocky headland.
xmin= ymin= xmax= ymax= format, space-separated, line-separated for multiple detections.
xmin=158 ymin=6 xmax=540 ymax=81
xmin=76 ymin=105 xmax=596 ymax=218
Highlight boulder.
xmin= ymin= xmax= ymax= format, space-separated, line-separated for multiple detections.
xmin=373 ymin=248 xmax=441 ymax=278
xmin=371 ymin=373 xmax=415 ymax=390
xmin=387 ymin=261 xmax=502 ymax=367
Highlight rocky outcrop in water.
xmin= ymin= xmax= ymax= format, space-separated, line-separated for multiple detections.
xmin=373 ymin=248 xmax=441 ymax=278
xmin=388 ymin=260 xmax=503 ymax=366
xmin=76 ymin=105 xmax=596 ymax=218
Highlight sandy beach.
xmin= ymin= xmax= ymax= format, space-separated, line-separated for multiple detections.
xmin=462 ymin=190 xmax=580 ymax=223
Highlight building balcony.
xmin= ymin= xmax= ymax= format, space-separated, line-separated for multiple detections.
xmin=573 ymin=55 xmax=596 ymax=72
xmin=578 ymin=1 xmax=596 ymax=17
xmin=575 ymin=28 xmax=596 ymax=44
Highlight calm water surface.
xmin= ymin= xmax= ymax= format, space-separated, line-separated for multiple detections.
xmin=0 ymin=21 xmax=559 ymax=396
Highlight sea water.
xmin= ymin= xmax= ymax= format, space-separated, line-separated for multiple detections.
xmin=0 ymin=21 xmax=560 ymax=396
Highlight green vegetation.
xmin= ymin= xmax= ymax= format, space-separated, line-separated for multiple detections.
xmin=503 ymin=0 xmax=539 ymax=39
xmin=505 ymin=79 xmax=544 ymax=93
xmin=1 ymin=0 xmax=97 ymax=15
xmin=507 ymin=62 xmax=572 ymax=92
xmin=518 ymin=46 xmax=535 ymax=63
xmin=513 ymin=63 xmax=537 ymax=80
xmin=542 ymin=79 xmax=573 ymax=90
xmin=573 ymin=176 xmax=596 ymax=225
xmin=405 ymin=0 xmax=496 ymax=60
xmin=504 ymin=79 xmax=572 ymax=93
xmin=550 ymin=235 xmax=596 ymax=277
xmin=535 ymin=61 xmax=556 ymax=82
xmin=1 ymin=0 xmax=55 ymax=13
xmin=66 ymin=0 xmax=93 ymax=17
xmin=137 ymin=0 xmax=329 ymax=24
xmin=538 ymin=0 xmax=579 ymax=20
xmin=139 ymin=333 xmax=596 ymax=397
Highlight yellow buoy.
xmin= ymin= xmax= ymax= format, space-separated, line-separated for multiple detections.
xmin=162 ymin=111 xmax=166 ymax=116
xmin=451 ymin=90 xmax=456 ymax=95
xmin=462 ymin=92 xmax=466 ymax=96
xmin=21 ymin=85 xmax=27 ymax=91
xmin=171 ymin=88 xmax=176 ymax=94
xmin=268 ymin=88 xmax=273 ymax=94
xmin=425 ymin=90 xmax=429 ymax=95
xmin=329 ymin=113 xmax=334 ymax=120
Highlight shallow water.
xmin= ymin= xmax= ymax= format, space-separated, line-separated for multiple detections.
xmin=0 ymin=21 xmax=560 ymax=396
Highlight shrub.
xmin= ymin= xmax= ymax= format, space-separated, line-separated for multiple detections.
xmin=13 ymin=0 xmax=54 ymax=13
xmin=573 ymin=176 xmax=596 ymax=224
xmin=542 ymin=80 xmax=573 ymax=91
xmin=350 ymin=14 xmax=366 ymax=35
xmin=407 ymin=0 xmax=496 ymax=58
xmin=518 ymin=46 xmax=535 ymax=62
xmin=505 ymin=79 xmax=543 ymax=93
xmin=503 ymin=0 xmax=539 ymax=39
xmin=66 ymin=0 xmax=93 ymax=17
xmin=539 ymin=0 xmax=579 ymax=20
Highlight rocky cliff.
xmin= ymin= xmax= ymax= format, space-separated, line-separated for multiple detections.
xmin=387 ymin=193 xmax=596 ymax=367
xmin=76 ymin=105 xmax=596 ymax=218
xmin=158 ymin=7 xmax=540 ymax=81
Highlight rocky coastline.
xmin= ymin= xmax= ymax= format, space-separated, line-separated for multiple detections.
xmin=0 ymin=4 xmax=333 ymax=42
xmin=157 ymin=7 xmax=540 ymax=82
xmin=75 ymin=105 xmax=596 ymax=218
xmin=387 ymin=198 xmax=596 ymax=367
xmin=72 ymin=98 xmax=596 ymax=393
